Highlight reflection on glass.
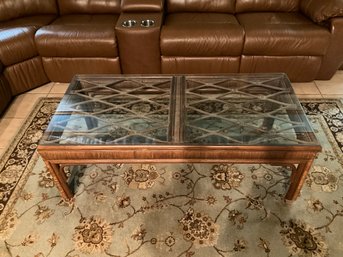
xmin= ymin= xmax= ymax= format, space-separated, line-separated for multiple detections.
xmin=40 ymin=74 xmax=319 ymax=146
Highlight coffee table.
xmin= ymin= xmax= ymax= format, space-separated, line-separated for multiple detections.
xmin=38 ymin=74 xmax=321 ymax=201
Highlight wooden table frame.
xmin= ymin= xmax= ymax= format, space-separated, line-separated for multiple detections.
xmin=37 ymin=74 xmax=322 ymax=202
xmin=38 ymin=144 xmax=321 ymax=201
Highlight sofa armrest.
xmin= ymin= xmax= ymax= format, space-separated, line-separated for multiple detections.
xmin=315 ymin=17 xmax=343 ymax=79
xmin=121 ymin=0 xmax=164 ymax=12
xmin=300 ymin=0 xmax=343 ymax=23
xmin=0 ymin=72 xmax=12 ymax=116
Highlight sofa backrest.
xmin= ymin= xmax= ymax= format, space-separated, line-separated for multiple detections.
xmin=0 ymin=0 xmax=58 ymax=22
xmin=58 ymin=0 xmax=121 ymax=15
xmin=166 ymin=0 xmax=236 ymax=13
xmin=236 ymin=0 xmax=300 ymax=13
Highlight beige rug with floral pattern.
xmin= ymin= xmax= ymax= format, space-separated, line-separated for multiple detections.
xmin=0 ymin=98 xmax=343 ymax=257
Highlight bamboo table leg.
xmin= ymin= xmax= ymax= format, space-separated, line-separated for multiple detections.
xmin=43 ymin=161 xmax=74 ymax=201
xmin=285 ymin=159 xmax=315 ymax=200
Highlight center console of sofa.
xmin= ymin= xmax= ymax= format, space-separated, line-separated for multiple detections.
xmin=116 ymin=0 xmax=164 ymax=74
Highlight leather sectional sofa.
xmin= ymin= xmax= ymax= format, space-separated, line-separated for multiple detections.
xmin=1 ymin=0 xmax=343 ymax=115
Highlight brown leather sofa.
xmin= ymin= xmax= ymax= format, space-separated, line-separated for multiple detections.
xmin=0 ymin=0 xmax=343 ymax=116
xmin=0 ymin=0 xmax=58 ymax=116
xmin=160 ymin=0 xmax=343 ymax=82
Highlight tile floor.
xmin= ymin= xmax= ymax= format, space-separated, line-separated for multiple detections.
xmin=0 ymin=71 xmax=343 ymax=157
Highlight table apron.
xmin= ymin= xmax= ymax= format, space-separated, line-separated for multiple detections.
xmin=38 ymin=148 xmax=320 ymax=165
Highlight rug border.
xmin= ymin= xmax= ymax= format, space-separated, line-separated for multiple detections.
xmin=301 ymin=98 xmax=343 ymax=165
xmin=0 ymin=97 xmax=62 ymax=162
xmin=0 ymin=97 xmax=62 ymax=226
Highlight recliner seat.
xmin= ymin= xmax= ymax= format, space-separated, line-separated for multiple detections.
xmin=161 ymin=0 xmax=244 ymax=74
xmin=236 ymin=10 xmax=331 ymax=81
xmin=160 ymin=0 xmax=343 ymax=81
xmin=35 ymin=0 xmax=122 ymax=82
xmin=0 ymin=0 xmax=57 ymax=94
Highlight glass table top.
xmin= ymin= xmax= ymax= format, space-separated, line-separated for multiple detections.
xmin=39 ymin=74 xmax=319 ymax=146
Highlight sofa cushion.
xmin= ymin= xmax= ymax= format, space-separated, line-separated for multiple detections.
xmin=0 ymin=15 xmax=56 ymax=29
xmin=236 ymin=0 xmax=300 ymax=13
xmin=236 ymin=12 xmax=330 ymax=56
xmin=161 ymin=56 xmax=240 ymax=73
xmin=0 ymin=27 xmax=38 ymax=66
xmin=0 ymin=0 xmax=57 ymax=22
xmin=240 ymin=56 xmax=322 ymax=82
xmin=167 ymin=0 xmax=235 ymax=13
xmin=51 ymin=15 xmax=118 ymax=25
xmin=122 ymin=0 xmax=164 ymax=12
xmin=58 ymin=0 xmax=121 ymax=15
xmin=35 ymin=15 xmax=119 ymax=58
xmin=161 ymin=13 xmax=244 ymax=56
xmin=42 ymin=57 xmax=121 ymax=82
xmin=300 ymin=0 xmax=343 ymax=23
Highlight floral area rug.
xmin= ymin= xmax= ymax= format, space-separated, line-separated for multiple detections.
xmin=0 ymin=98 xmax=343 ymax=257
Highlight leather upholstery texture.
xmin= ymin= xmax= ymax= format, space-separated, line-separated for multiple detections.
xmin=116 ymin=13 xmax=162 ymax=73
xmin=316 ymin=18 xmax=343 ymax=79
xmin=122 ymin=0 xmax=164 ymax=12
xmin=237 ymin=13 xmax=330 ymax=55
xmin=0 ymin=0 xmax=57 ymax=22
xmin=161 ymin=57 xmax=240 ymax=74
xmin=0 ymin=0 xmax=58 ymax=107
xmin=161 ymin=13 xmax=244 ymax=56
xmin=51 ymin=14 xmax=119 ymax=25
xmin=36 ymin=23 xmax=119 ymax=57
xmin=4 ymin=57 xmax=49 ymax=95
xmin=159 ymin=1 xmax=343 ymax=82
xmin=35 ymin=13 xmax=120 ymax=80
xmin=58 ymin=0 xmax=121 ymax=14
xmin=240 ymin=55 xmax=322 ymax=81
xmin=167 ymin=0 xmax=235 ymax=13
xmin=235 ymin=0 xmax=300 ymax=13
xmin=42 ymin=57 xmax=121 ymax=82
xmin=0 ymin=15 xmax=57 ymax=29
xmin=300 ymin=0 xmax=343 ymax=23
xmin=0 ymin=27 xmax=38 ymax=66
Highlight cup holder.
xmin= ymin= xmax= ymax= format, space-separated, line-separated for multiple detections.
xmin=141 ymin=19 xmax=155 ymax=27
xmin=122 ymin=20 xmax=137 ymax=28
